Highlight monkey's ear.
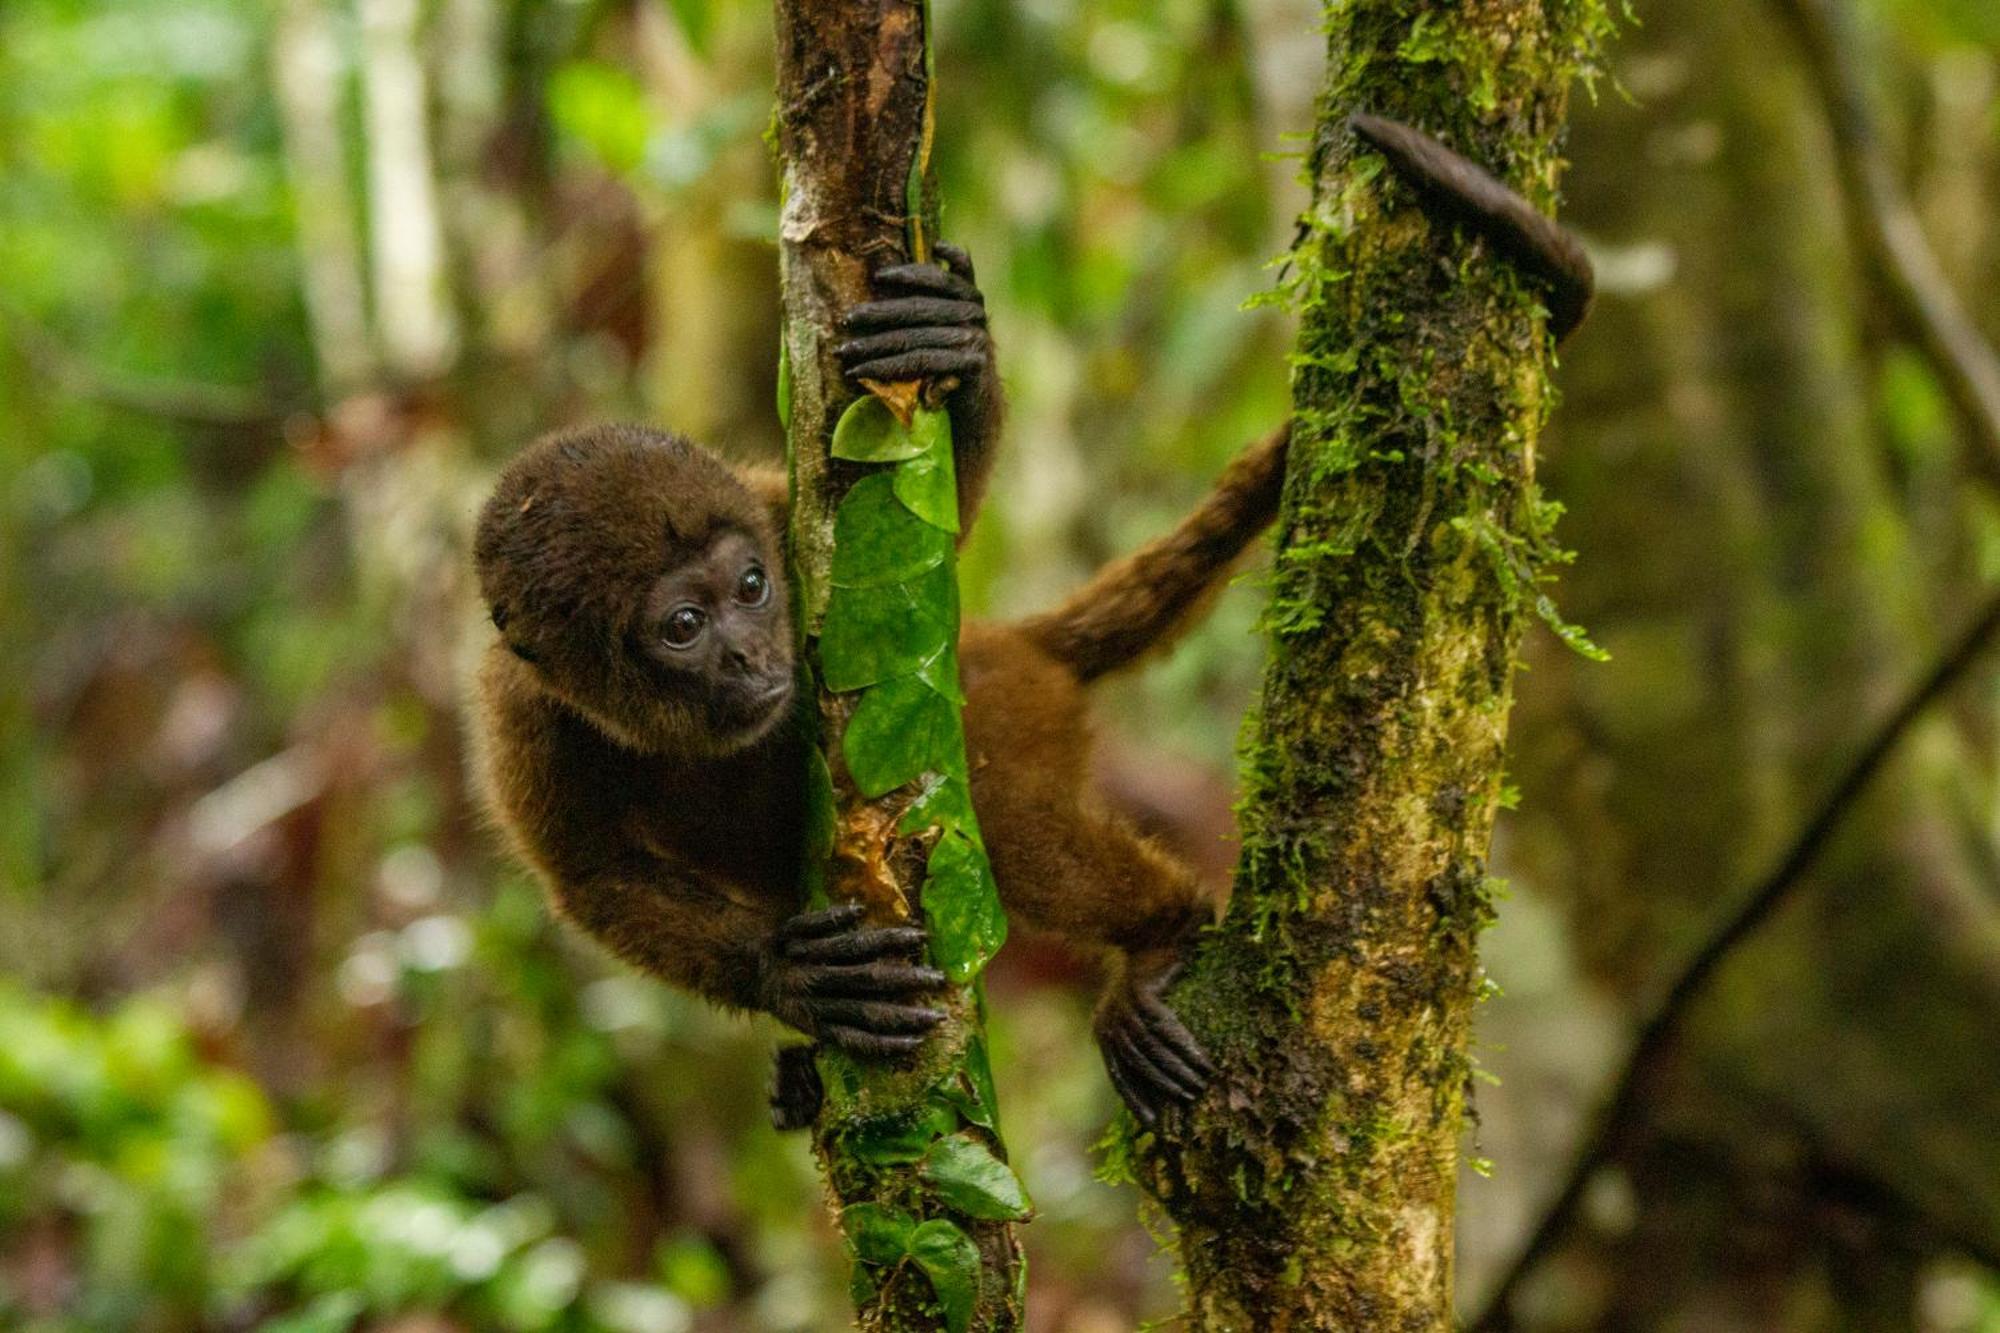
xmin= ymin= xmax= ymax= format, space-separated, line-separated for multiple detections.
xmin=491 ymin=603 xmax=542 ymax=666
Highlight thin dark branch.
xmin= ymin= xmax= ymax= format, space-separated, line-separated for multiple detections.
xmin=2 ymin=305 xmax=301 ymax=430
xmin=1468 ymin=584 xmax=2000 ymax=1332
xmin=1772 ymin=0 xmax=2000 ymax=485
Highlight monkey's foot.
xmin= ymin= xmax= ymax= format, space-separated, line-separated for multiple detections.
xmin=769 ymin=1042 xmax=825 ymax=1132
xmin=836 ymin=244 xmax=991 ymax=388
xmin=1095 ymin=965 xmax=1215 ymax=1129
xmin=761 ymin=903 xmax=948 ymax=1059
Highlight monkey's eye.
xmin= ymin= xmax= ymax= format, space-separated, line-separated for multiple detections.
xmin=661 ymin=606 xmax=707 ymax=649
xmin=734 ymin=565 xmax=771 ymax=607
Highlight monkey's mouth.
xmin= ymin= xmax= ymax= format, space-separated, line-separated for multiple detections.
xmin=714 ymin=677 xmax=795 ymax=744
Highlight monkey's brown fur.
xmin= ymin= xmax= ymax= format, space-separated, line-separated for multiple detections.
xmin=471 ymin=118 xmax=1594 ymax=1124
xmin=472 ymin=412 xmax=1286 ymax=1119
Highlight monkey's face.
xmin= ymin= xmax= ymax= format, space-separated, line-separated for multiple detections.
xmin=636 ymin=528 xmax=796 ymax=749
xmin=476 ymin=425 xmax=798 ymax=760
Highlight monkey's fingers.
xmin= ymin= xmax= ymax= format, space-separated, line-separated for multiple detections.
xmin=796 ymin=960 xmax=947 ymax=998
xmin=842 ymin=297 xmax=986 ymax=334
xmin=932 ymin=242 xmax=975 ymax=283
xmin=1135 ymin=986 xmax=1217 ymax=1081
xmin=807 ymin=997 xmax=947 ymax=1035
xmin=1111 ymin=1009 xmax=1206 ymax=1103
xmin=822 ymin=1025 xmax=931 ymax=1059
xmin=873 ymin=261 xmax=982 ymax=305
xmin=836 ymin=326 xmax=983 ymax=365
xmin=1102 ymin=1047 xmax=1159 ymax=1129
xmin=778 ymin=903 xmax=868 ymax=942
xmin=785 ymin=923 xmax=928 ymax=964
xmin=845 ymin=349 xmax=987 ymax=387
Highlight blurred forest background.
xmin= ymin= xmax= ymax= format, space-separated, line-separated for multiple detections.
xmin=4 ymin=0 xmax=2000 ymax=1329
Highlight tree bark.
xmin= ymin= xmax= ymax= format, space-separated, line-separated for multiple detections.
xmin=773 ymin=3 xmax=1024 ymax=1330
xmin=1135 ymin=4 xmax=1607 ymax=1326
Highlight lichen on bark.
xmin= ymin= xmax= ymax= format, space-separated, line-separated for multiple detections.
xmin=1133 ymin=2 xmax=1611 ymax=1327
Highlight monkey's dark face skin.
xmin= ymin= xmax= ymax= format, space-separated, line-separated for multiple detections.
xmin=637 ymin=528 xmax=796 ymax=750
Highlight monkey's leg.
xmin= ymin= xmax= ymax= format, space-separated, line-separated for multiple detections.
xmin=1349 ymin=112 xmax=1595 ymax=342
xmin=759 ymin=903 xmax=950 ymax=1059
xmin=984 ymin=796 xmax=1220 ymax=1126
xmin=769 ymin=1042 xmax=825 ymax=1131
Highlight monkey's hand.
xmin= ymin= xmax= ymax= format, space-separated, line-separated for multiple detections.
xmin=1095 ymin=960 xmax=1214 ymax=1129
xmin=757 ymin=903 xmax=949 ymax=1059
xmin=836 ymin=243 xmax=991 ymax=400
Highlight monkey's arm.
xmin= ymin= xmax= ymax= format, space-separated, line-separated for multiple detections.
xmin=551 ymin=864 xmax=947 ymax=1058
xmin=474 ymin=657 xmax=946 ymax=1055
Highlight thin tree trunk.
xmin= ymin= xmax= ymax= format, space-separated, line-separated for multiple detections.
xmin=1136 ymin=4 xmax=1608 ymax=1326
xmin=773 ymin=3 xmax=1024 ymax=1329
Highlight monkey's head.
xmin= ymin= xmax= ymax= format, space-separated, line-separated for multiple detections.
xmin=475 ymin=425 xmax=796 ymax=757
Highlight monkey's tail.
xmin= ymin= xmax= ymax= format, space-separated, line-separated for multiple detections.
xmin=1016 ymin=423 xmax=1290 ymax=684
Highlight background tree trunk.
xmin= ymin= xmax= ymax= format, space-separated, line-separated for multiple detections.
xmin=773 ymin=3 xmax=1025 ymax=1329
xmin=1136 ymin=3 xmax=1608 ymax=1326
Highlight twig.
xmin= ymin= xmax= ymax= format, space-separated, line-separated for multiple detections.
xmin=1773 ymin=0 xmax=2000 ymax=486
xmin=1468 ymin=584 xmax=2000 ymax=1332
xmin=3 ymin=306 xmax=296 ymax=430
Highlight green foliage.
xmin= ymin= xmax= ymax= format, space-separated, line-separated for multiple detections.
xmin=821 ymin=398 xmax=1006 ymax=985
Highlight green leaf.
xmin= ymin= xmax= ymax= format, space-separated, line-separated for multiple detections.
xmin=831 ymin=395 xmax=930 ymax=462
xmin=844 ymin=1101 xmax=957 ymax=1165
xmin=909 ymin=1219 xmax=981 ymax=1333
xmin=842 ymin=1203 xmax=916 ymax=1265
xmin=802 ymin=746 xmax=837 ymax=905
xmin=892 ymin=411 xmax=959 ymax=533
xmin=844 ymin=675 xmax=960 ymax=798
xmin=819 ymin=563 xmax=957 ymax=692
xmin=922 ymin=830 xmax=1006 ymax=983
xmin=914 ymin=645 xmax=967 ymax=705
xmin=921 ymin=1134 xmax=1031 ymax=1220
xmin=899 ymin=774 xmax=977 ymax=838
xmin=946 ymin=1032 xmax=1000 ymax=1132
xmin=831 ymin=474 xmax=952 ymax=587
xmin=776 ymin=338 xmax=792 ymax=431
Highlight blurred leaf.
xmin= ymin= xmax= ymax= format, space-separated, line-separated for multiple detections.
xmin=920 ymin=1133 xmax=1031 ymax=1220
xmin=909 ymin=1218 xmax=980 ymax=1333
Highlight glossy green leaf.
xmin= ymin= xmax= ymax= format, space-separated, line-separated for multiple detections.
xmin=892 ymin=412 xmax=959 ymax=534
xmin=947 ymin=1033 xmax=1001 ymax=1133
xmin=844 ymin=1101 xmax=957 ymax=1165
xmin=842 ymin=1203 xmax=916 ymax=1266
xmin=899 ymin=773 xmax=977 ymax=839
xmin=831 ymin=474 xmax=952 ymax=587
xmin=776 ymin=338 xmax=793 ymax=431
xmin=845 ymin=675 xmax=960 ymax=798
xmin=922 ymin=830 xmax=1006 ymax=983
xmin=909 ymin=1219 xmax=981 ymax=1333
xmin=921 ymin=1134 xmax=1031 ymax=1221
xmin=802 ymin=746 xmax=837 ymax=905
xmin=818 ymin=563 xmax=957 ymax=693
xmin=831 ymin=395 xmax=929 ymax=462
xmin=914 ymin=645 xmax=967 ymax=706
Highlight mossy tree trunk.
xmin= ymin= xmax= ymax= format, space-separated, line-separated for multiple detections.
xmin=773 ymin=3 xmax=1025 ymax=1330
xmin=1135 ymin=3 xmax=1608 ymax=1326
